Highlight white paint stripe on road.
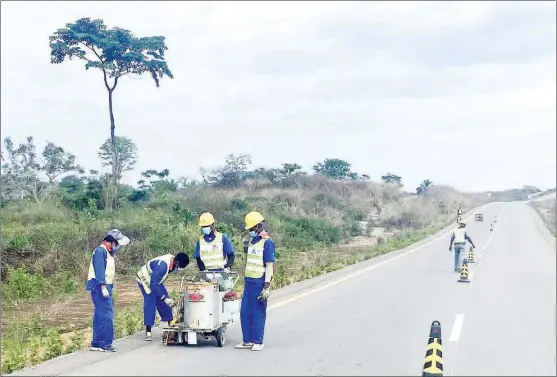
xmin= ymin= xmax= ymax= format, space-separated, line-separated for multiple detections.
xmin=449 ymin=204 xmax=506 ymax=375
xmin=449 ymin=314 xmax=465 ymax=342
xmin=267 ymin=203 xmax=496 ymax=311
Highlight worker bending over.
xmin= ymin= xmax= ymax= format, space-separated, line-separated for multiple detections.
xmin=136 ymin=252 xmax=190 ymax=341
xmin=236 ymin=211 xmax=276 ymax=352
xmin=449 ymin=222 xmax=475 ymax=272
xmin=86 ymin=229 xmax=130 ymax=352
xmin=194 ymin=212 xmax=235 ymax=272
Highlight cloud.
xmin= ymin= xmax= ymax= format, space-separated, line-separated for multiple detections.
xmin=1 ymin=1 xmax=555 ymax=192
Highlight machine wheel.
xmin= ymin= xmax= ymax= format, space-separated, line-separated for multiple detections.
xmin=216 ymin=327 xmax=226 ymax=347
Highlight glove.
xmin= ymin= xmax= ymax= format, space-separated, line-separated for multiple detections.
xmin=223 ymin=267 xmax=231 ymax=273
xmin=258 ymin=288 xmax=270 ymax=302
xmin=163 ymin=297 xmax=175 ymax=307
xmin=101 ymin=285 xmax=109 ymax=299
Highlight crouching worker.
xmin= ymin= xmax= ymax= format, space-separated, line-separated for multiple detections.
xmin=236 ymin=211 xmax=276 ymax=352
xmin=194 ymin=212 xmax=236 ymax=273
xmin=86 ymin=229 xmax=130 ymax=352
xmin=136 ymin=252 xmax=190 ymax=341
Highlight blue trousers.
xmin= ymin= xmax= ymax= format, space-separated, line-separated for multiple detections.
xmin=91 ymin=285 xmax=114 ymax=349
xmin=138 ymin=283 xmax=173 ymax=327
xmin=240 ymin=281 xmax=267 ymax=344
xmin=454 ymin=244 xmax=465 ymax=270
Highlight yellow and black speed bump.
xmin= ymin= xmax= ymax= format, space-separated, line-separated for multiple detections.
xmin=467 ymin=246 xmax=475 ymax=264
xmin=422 ymin=320 xmax=443 ymax=376
xmin=458 ymin=259 xmax=471 ymax=283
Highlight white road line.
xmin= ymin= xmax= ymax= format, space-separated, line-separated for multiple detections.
xmin=450 ymin=204 xmax=506 ymax=375
xmin=449 ymin=314 xmax=465 ymax=342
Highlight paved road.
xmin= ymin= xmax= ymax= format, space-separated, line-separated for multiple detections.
xmin=13 ymin=202 xmax=556 ymax=376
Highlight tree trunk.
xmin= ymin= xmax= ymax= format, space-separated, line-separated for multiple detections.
xmin=108 ymin=89 xmax=118 ymax=211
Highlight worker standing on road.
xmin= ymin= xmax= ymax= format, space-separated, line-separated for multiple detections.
xmin=86 ymin=229 xmax=130 ymax=352
xmin=457 ymin=205 xmax=463 ymax=223
xmin=235 ymin=211 xmax=276 ymax=352
xmin=449 ymin=222 xmax=475 ymax=272
xmin=136 ymin=252 xmax=190 ymax=341
xmin=194 ymin=212 xmax=236 ymax=272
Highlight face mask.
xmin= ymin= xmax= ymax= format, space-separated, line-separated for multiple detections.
xmin=112 ymin=245 xmax=120 ymax=252
xmin=248 ymin=231 xmax=258 ymax=238
xmin=201 ymin=227 xmax=212 ymax=235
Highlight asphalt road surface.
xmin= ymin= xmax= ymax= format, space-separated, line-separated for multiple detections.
xmin=13 ymin=202 xmax=556 ymax=376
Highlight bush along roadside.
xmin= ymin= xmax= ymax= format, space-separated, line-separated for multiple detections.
xmin=0 ymin=224 xmax=447 ymax=375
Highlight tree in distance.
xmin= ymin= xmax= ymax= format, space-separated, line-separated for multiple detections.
xmin=49 ymin=17 xmax=173 ymax=209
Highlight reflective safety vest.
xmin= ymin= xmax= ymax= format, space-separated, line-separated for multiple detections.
xmin=136 ymin=254 xmax=174 ymax=295
xmin=87 ymin=244 xmax=115 ymax=285
xmin=245 ymin=236 xmax=268 ymax=279
xmin=453 ymin=228 xmax=466 ymax=244
xmin=199 ymin=232 xmax=225 ymax=270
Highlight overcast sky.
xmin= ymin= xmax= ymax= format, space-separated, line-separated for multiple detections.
xmin=1 ymin=1 xmax=555 ymax=192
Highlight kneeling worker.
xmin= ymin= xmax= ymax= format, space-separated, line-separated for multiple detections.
xmin=136 ymin=252 xmax=190 ymax=341
xmin=236 ymin=211 xmax=276 ymax=352
xmin=194 ymin=212 xmax=235 ymax=272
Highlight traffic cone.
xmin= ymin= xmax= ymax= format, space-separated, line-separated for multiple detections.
xmin=466 ymin=246 xmax=475 ymax=264
xmin=422 ymin=320 xmax=443 ymax=376
xmin=458 ymin=259 xmax=471 ymax=283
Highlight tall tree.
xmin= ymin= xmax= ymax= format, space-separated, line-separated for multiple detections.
xmin=49 ymin=17 xmax=173 ymax=210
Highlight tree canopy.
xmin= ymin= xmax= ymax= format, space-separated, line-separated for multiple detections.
xmin=49 ymin=17 xmax=174 ymax=90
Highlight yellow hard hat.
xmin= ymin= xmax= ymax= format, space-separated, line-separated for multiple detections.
xmin=199 ymin=212 xmax=216 ymax=227
xmin=245 ymin=211 xmax=264 ymax=230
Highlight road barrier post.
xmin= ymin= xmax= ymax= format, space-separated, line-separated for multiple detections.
xmin=458 ymin=259 xmax=471 ymax=283
xmin=422 ymin=320 xmax=443 ymax=376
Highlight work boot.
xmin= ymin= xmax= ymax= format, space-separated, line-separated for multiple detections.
xmin=252 ymin=343 xmax=265 ymax=351
xmin=235 ymin=342 xmax=254 ymax=349
xmin=90 ymin=345 xmax=116 ymax=352
xmin=145 ymin=332 xmax=153 ymax=341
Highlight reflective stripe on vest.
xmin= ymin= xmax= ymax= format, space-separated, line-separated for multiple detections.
xmin=454 ymin=228 xmax=466 ymax=244
xmin=245 ymin=237 xmax=267 ymax=279
xmin=199 ymin=232 xmax=225 ymax=269
xmin=136 ymin=253 xmax=173 ymax=295
xmin=87 ymin=244 xmax=115 ymax=285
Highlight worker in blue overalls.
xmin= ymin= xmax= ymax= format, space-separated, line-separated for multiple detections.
xmin=86 ymin=229 xmax=130 ymax=352
xmin=235 ymin=211 xmax=275 ymax=352
xmin=194 ymin=212 xmax=235 ymax=273
xmin=136 ymin=252 xmax=190 ymax=341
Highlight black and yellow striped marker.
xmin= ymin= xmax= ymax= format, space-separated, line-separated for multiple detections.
xmin=458 ymin=259 xmax=471 ymax=283
xmin=422 ymin=320 xmax=443 ymax=376
xmin=467 ymin=246 xmax=475 ymax=264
